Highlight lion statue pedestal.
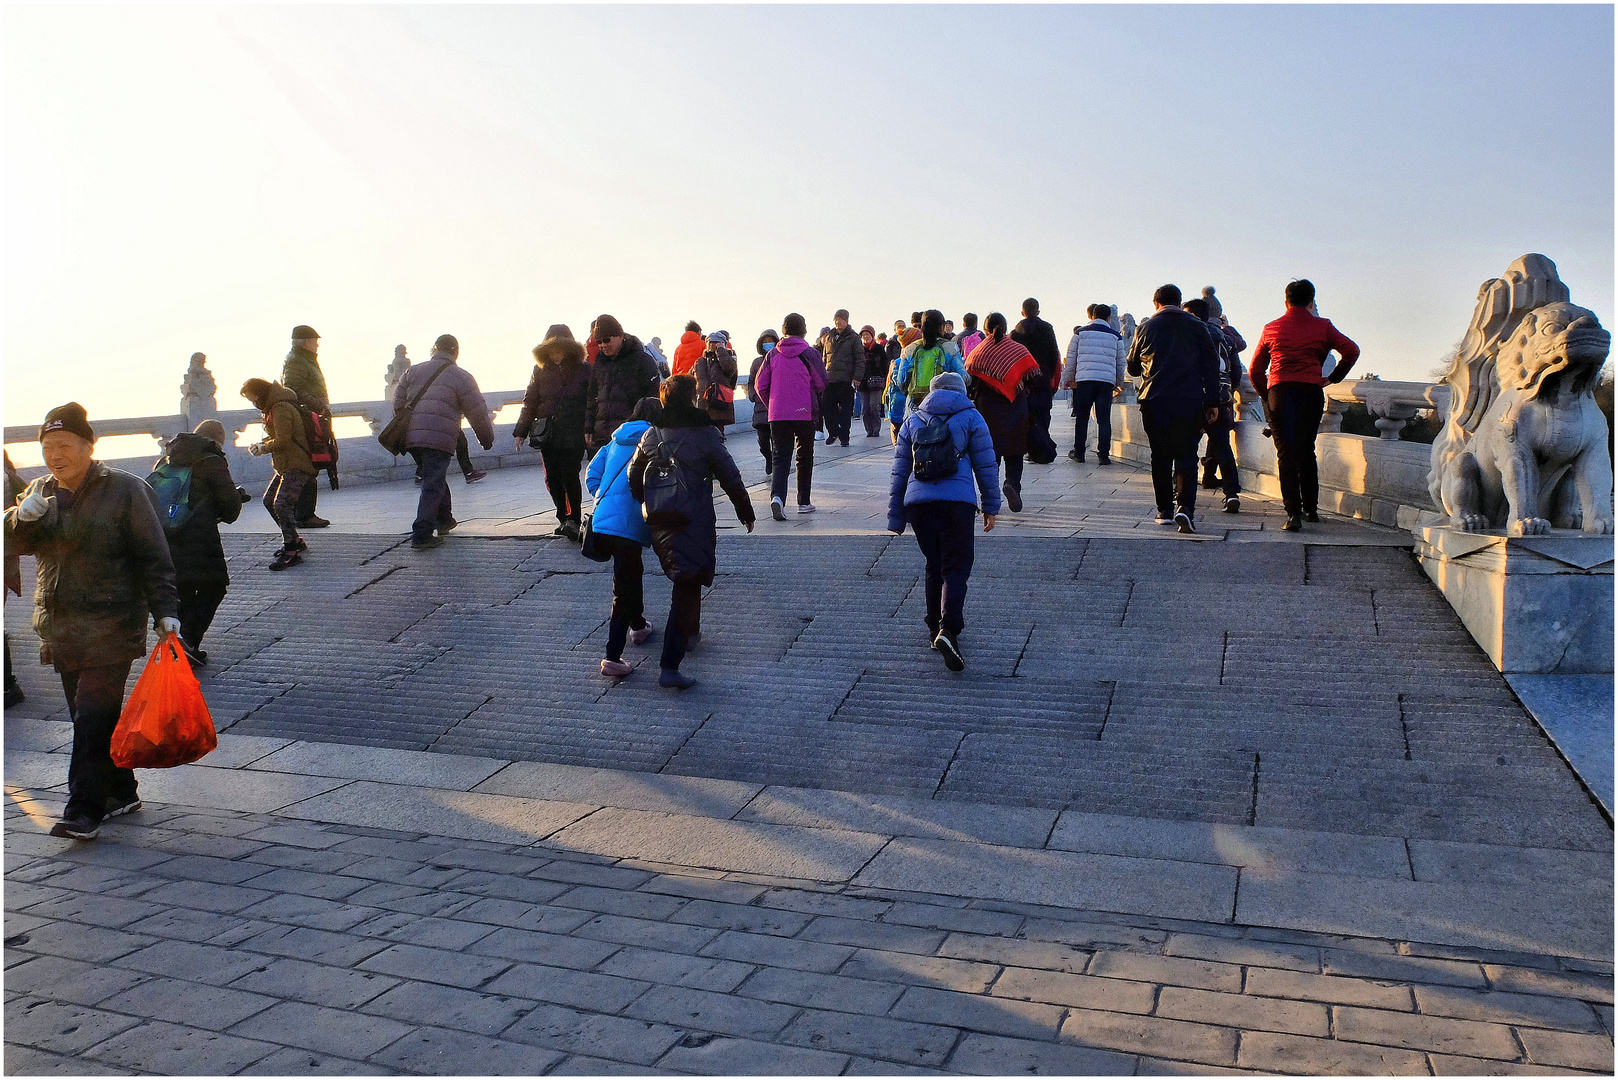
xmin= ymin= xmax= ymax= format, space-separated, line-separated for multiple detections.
xmin=1416 ymin=254 xmax=1614 ymax=675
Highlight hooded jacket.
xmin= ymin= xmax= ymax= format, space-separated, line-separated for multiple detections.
xmin=627 ymin=401 xmax=755 ymax=585
xmin=282 ymin=347 xmax=330 ymax=410
xmin=4 ymin=461 xmax=179 ymax=672
xmin=585 ymin=419 xmax=653 ymax=545
xmin=157 ymin=432 xmax=243 ymax=589
xmin=585 ymin=335 xmax=662 ymax=444
xmin=671 ymin=331 xmax=706 ymax=379
xmin=1126 ymin=307 xmax=1221 ymax=405
xmin=514 ymin=337 xmax=590 ymax=451
xmin=261 ymin=383 xmax=316 ymax=476
xmin=755 ymin=337 xmax=827 ymax=423
xmin=1064 ymin=320 xmax=1129 ymax=386
xmin=823 ymin=326 xmax=868 ymax=385
xmin=888 ymin=387 xmax=1003 ymax=531
xmin=391 ymin=351 xmax=496 ymax=455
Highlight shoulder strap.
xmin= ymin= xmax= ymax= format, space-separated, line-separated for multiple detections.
xmin=403 ymin=361 xmax=452 ymax=411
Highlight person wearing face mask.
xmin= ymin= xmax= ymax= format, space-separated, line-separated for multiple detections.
xmin=5 ymin=403 xmax=180 ymax=840
xmin=747 ymin=330 xmax=779 ymax=473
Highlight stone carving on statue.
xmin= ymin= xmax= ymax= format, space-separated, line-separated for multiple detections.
xmin=384 ymin=345 xmax=411 ymax=402
xmin=179 ymin=352 xmax=218 ymax=425
xmin=1430 ymin=254 xmax=1614 ymax=535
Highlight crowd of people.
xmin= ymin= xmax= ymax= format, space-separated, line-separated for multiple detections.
xmin=4 ymin=282 xmax=1358 ymax=840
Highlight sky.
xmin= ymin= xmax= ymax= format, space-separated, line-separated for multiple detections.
xmin=4 ymin=4 xmax=1613 ymax=436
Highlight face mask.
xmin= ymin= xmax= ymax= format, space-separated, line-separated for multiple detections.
xmin=763 ymin=342 xmax=776 ymax=353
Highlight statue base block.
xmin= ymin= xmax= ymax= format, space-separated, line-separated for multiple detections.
xmin=1414 ymin=526 xmax=1614 ymax=674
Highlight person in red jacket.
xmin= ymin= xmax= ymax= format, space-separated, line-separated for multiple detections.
xmin=671 ymin=321 xmax=706 ymax=378
xmin=1248 ymin=279 xmax=1360 ymax=531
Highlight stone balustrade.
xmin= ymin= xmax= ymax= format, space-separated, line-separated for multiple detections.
xmin=1323 ymin=378 xmax=1450 ymax=439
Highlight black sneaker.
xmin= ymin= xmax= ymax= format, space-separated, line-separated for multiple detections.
xmin=269 ymin=549 xmax=303 ymax=571
xmin=4 ymin=684 xmax=25 ymax=708
xmin=49 ymin=816 xmax=99 ymax=840
xmin=934 ymin=633 xmax=965 ymax=672
xmin=1002 ymin=481 xmax=1023 ymax=514
xmin=437 ymin=517 xmax=458 ymax=533
xmin=464 ymin=469 xmax=488 ymax=484
xmin=298 ymin=515 xmax=331 ymax=529
xmin=1200 ymin=473 xmax=1220 ymax=490
xmin=1068 ymin=449 xmax=1083 ymax=462
xmin=1223 ymin=496 xmax=1240 ymax=514
xmin=103 ymin=796 xmax=142 ymax=819
xmin=414 ymin=475 xmax=423 ymax=486
xmin=411 ymin=535 xmax=445 ymax=550
xmin=658 ymin=669 xmax=697 ymax=690
xmin=1304 ymin=510 xmax=1321 ymax=523
xmin=1096 ymin=456 xmax=1110 ymax=465
xmin=560 ymin=520 xmax=581 ymax=542
xmin=182 ymin=641 xmax=207 ymax=667
xmin=1175 ymin=512 xmax=1195 ymax=534
xmin=1153 ymin=510 xmax=1174 ymax=525
xmin=1282 ymin=515 xmax=1303 ymax=532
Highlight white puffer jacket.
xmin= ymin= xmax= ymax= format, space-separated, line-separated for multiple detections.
xmin=1063 ymin=321 xmax=1128 ymax=386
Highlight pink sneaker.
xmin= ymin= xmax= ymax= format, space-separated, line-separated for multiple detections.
xmin=600 ymin=659 xmax=633 ymax=678
xmin=631 ymin=626 xmax=655 ymax=646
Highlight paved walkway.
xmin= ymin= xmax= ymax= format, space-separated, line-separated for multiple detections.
xmin=5 ymin=444 xmax=1612 ymax=1074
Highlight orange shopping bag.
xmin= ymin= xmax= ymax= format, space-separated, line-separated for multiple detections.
xmin=110 ymin=633 xmax=217 ymax=769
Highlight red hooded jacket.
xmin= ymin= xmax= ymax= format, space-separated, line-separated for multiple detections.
xmin=671 ymin=331 xmax=705 ymax=378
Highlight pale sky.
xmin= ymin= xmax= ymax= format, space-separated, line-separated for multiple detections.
xmin=4 ymin=4 xmax=1613 ymax=433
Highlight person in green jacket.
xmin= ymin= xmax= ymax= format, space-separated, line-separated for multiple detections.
xmin=281 ymin=324 xmax=332 ymax=528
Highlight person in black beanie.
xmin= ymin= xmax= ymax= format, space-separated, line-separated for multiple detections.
xmin=5 ymin=403 xmax=180 ymax=840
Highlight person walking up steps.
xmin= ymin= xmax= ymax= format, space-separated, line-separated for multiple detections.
xmin=1126 ymin=285 xmax=1221 ymax=534
xmin=1063 ymin=304 xmax=1127 ymax=464
xmin=896 ymin=310 xmax=966 ymax=414
xmin=1249 ymin=278 xmax=1360 ymax=531
xmin=588 ymin=398 xmax=662 ymax=678
xmin=956 ymin=313 xmax=984 ymax=360
xmin=241 ymin=378 xmax=315 ymax=569
xmin=514 ymin=325 xmax=590 ymax=540
xmin=391 ymin=334 xmax=496 ymax=550
xmin=965 ymin=312 xmax=1040 ymax=514
xmin=888 ymin=372 xmax=1000 ymax=672
xmin=755 ymin=313 xmax=827 ymax=520
xmin=628 ymin=376 xmax=756 ymax=690
xmin=1011 ymin=298 xmax=1063 ymax=463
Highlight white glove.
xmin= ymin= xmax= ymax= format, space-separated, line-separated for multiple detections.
xmin=247 ymin=441 xmax=268 ymax=456
xmin=155 ymin=617 xmax=181 ymax=637
xmin=14 ymin=480 xmax=50 ymax=522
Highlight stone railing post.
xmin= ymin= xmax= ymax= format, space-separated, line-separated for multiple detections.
xmin=179 ymin=352 xmax=218 ymax=431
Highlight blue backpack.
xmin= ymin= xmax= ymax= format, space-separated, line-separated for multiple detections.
xmin=145 ymin=462 xmax=194 ymax=534
xmin=912 ymin=413 xmax=964 ymax=481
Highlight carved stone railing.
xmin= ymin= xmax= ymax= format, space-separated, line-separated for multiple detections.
xmin=1323 ymin=378 xmax=1451 ymax=440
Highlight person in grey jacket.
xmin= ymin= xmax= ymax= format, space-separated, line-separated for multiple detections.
xmin=392 ymin=334 xmax=495 ymax=549
xmin=1063 ymin=305 xmax=1128 ymax=464
xmin=821 ymin=310 xmax=867 ymax=446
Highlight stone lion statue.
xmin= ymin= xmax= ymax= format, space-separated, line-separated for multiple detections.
xmin=1430 ymin=254 xmax=1613 ymax=535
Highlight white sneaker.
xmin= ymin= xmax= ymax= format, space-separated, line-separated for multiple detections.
xmin=797 ymin=503 xmax=817 ymax=514
xmin=771 ymin=497 xmax=786 ymax=521
xmin=814 ymin=431 xmax=825 ymax=442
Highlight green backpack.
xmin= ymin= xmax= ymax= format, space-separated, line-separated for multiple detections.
xmin=145 ymin=461 xmax=195 ymax=534
xmin=906 ymin=345 xmax=945 ymax=404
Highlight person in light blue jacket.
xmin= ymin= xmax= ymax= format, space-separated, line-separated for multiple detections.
xmin=887 ymin=371 xmax=1001 ymax=672
xmin=587 ymin=398 xmax=661 ymax=678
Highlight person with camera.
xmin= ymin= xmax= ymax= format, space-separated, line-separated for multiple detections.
xmin=514 ymin=325 xmax=591 ymax=541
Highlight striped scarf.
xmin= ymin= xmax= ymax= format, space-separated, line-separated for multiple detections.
xmin=965 ymin=335 xmax=1037 ymax=401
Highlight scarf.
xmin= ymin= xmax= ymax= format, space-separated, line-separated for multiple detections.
xmin=965 ymin=335 xmax=1037 ymax=401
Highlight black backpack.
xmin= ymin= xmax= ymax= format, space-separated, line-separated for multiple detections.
xmin=640 ymin=435 xmax=693 ymax=531
xmin=912 ymin=413 xmax=964 ymax=481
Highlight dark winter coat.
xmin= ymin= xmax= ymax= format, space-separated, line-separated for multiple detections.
xmin=627 ymin=402 xmax=755 ymax=586
xmin=863 ymin=342 xmax=890 ymax=391
xmin=157 ymin=433 xmax=243 ymax=590
xmin=585 ymin=335 xmax=661 ymax=445
xmin=392 ymin=352 xmax=496 ymax=455
xmin=747 ymin=353 xmax=771 ymax=429
xmin=1011 ymin=315 xmax=1063 ymax=393
xmin=4 ymin=462 xmax=179 ymax=672
xmin=5 ymin=453 xmax=22 ymax=597
xmin=694 ymin=346 xmax=739 ymax=426
xmin=261 ymin=383 xmax=316 ymax=477
xmin=968 ymin=369 xmax=1041 ymax=459
xmin=823 ymin=327 xmax=867 ymax=385
xmin=514 ymin=338 xmax=590 ymax=452
xmin=282 ymin=347 xmax=330 ymax=410
xmin=1127 ymin=307 xmax=1221 ymax=405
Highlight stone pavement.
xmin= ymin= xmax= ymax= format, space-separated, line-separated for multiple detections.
xmin=5 ymin=442 xmax=1612 ymax=1074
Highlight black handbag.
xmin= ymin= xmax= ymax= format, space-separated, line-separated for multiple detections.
xmin=527 ymin=417 xmax=554 ymax=451
xmin=580 ymin=451 xmax=632 ymax=562
xmin=378 ymin=362 xmax=451 ymax=457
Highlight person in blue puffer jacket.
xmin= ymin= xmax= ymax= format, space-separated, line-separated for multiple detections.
xmin=887 ymin=371 xmax=1002 ymax=672
xmin=586 ymin=398 xmax=662 ymax=678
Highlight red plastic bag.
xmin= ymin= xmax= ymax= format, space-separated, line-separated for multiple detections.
xmin=111 ymin=633 xmax=217 ymax=769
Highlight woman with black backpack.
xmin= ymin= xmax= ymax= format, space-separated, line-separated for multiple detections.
xmin=513 ymin=325 xmax=590 ymax=541
xmin=627 ymin=376 xmax=755 ymax=690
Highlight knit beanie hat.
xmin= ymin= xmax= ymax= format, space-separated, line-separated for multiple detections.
xmin=193 ymin=419 xmax=228 ymax=449
xmin=929 ymin=372 xmax=967 ymax=394
xmin=594 ymin=314 xmax=624 ymax=342
xmin=860 ymin=325 xmax=875 ymax=337
xmin=544 ymin=324 xmax=574 ymax=341
xmin=40 ymin=402 xmax=95 ymax=443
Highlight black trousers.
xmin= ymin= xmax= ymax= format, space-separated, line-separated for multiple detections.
xmin=1268 ymin=383 xmax=1326 ymax=517
xmin=597 ymin=534 xmax=647 ymax=661
xmin=753 ymin=426 xmax=773 ymax=473
xmin=998 ymin=453 xmax=1023 ymax=490
xmin=541 ymin=446 xmax=585 ymax=525
xmin=1070 ymin=380 xmax=1114 ymax=459
xmin=62 ymin=661 xmax=137 ymax=822
xmin=861 ymin=388 xmax=884 ymax=437
xmin=660 ymin=578 xmax=703 ymax=671
xmin=909 ymin=500 xmax=976 ymax=640
xmin=770 ymin=420 xmax=816 ymax=505
xmin=456 ymin=432 xmax=475 ymax=477
xmin=409 ymin=448 xmax=454 ymax=542
xmin=264 ymin=471 xmax=309 ymax=547
xmin=3 ymin=633 xmax=14 ymax=692
xmin=824 ymin=383 xmax=857 ymax=444
xmin=1139 ymin=398 xmax=1205 ymax=518
xmin=1201 ymin=416 xmax=1241 ymax=497
xmin=295 ymin=469 xmax=319 ymax=520
xmin=1027 ymin=383 xmax=1055 ymax=453
xmin=177 ymin=583 xmax=227 ymax=652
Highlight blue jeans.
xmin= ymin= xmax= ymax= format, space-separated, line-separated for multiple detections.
xmin=1070 ymin=381 xmax=1114 ymax=459
xmin=410 ymin=448 xmax=454 ymax=542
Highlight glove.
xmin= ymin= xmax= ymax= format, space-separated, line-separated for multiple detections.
xmin=14 ymin=480 xmax=50 ymax=522
xmin=247 ymin=441 xmax=267 ymax=456
xmin=155 ymin=617 xmax=181 ymax=638
xmin=237 ymin=487 xmax=250 ymax=504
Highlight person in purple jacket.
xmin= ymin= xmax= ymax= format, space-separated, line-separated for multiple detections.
xmin=754 ymin=313 xmax=827 ymax=520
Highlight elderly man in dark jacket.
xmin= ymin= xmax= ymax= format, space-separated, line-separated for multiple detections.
xmin=5 ymin=403 xmax=180 ymax=840
xmin=584 ymin=314 xmax=661 ymax=457
xmin=153 ymin=419 xmax=247 ymax=665
xmin=1010 ymin=298 xmax=1062 ymax=461
xmin=821 ymin=310 xmax=867 ymax=446
xmin=281 ymin=324 xmax=333 ymax=527
xmin=1127 ymin=284 xmax=1221 ymax=533
xmin=392 ymin=334 xmax=496 ymax=550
